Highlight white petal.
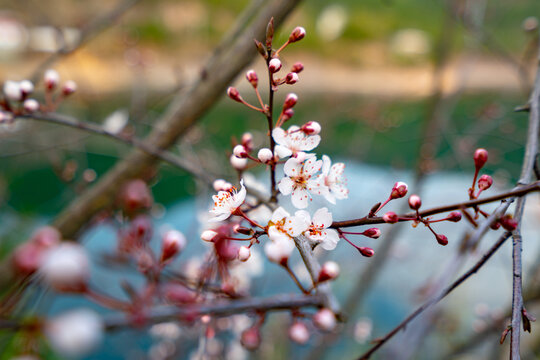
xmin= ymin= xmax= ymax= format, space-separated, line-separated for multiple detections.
xmin=234 ymin=180 xmax=247 ymax=206
xmin=275 ymin=145 xmax=292 ymax=158
xmin=291 ymin=188 xmax=309 ymax=209
xmin=284 ymin=157 xmax=302 ymax=177
xmin=268 ymin=226 xmax=289 ymax=243
xmin=209 ymin=212 xmax=231 ymax=222
xmin=272 ymin=128 xmax=287 ymax=145
xmin=303 ymin=158 xmax=322 ymax=176
xmin=321 ymin=229 xmax=339 ymax=250
xmin=278 ymin=177 xmax=294 ymax=195
xmin=331 ymin=183 xmax=349 ymax=200
xmin=294 ymin=210 xmax=311 ymax=224
xmin=313 ymin=207 xmax=332 ymax=228
xmin=321 ymin=155 xmax=331 ymax=175
xmin=271 ymin=207 xmax=290 ymax=223
xmin=301 ymin=135 xmax=321 ymax=151
xmin=323 ymin=191 xmax=337 ymax=204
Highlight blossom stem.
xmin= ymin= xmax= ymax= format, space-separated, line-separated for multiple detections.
xmin=254 ymin=87 xmax=265 ymax=109
xmin=236 ymin=209 xmax=265 ymax=229
xmin=281 ymin=263 xmax=309 ymax=294
xmin=85 ymin=287 xmax=131 ymax=311
xmin=265 ymin=55 xmax=278 ymax=202
xmin=274 ymin=40 xmax=290 ymax=57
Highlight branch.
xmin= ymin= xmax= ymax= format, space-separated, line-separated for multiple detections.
xmin=104 ymin=293 xmax=323 ymax=331
xmin=510 ymin=37 xmax=540 ymax=360
xmin=51 ymin=0 xmax=303 ymax=239
xmin=331 ymin=181 xmax=540 ymax=228
xmin=357 ymin=231 xmax=512 ymax=360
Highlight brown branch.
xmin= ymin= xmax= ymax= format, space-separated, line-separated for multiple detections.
xmin=510 ymin=38 xmax=540 ymax=360
xmin=357 ymin=231 xmax=512 ymax=360
xmin=104 ymin=293 xmax=323 ymax=331
xmin=331 ymin=181 xmax=540 ymax=228
xmin=51 ymin=0 xmax=303 ymax=239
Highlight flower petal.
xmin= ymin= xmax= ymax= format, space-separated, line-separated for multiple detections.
xmin=321 ymin=229 xmax=339 ymax=250
xmin=291 ymin=188 xmax=309 ymax=209
xmin=313 ymin=207 xmax=332 ymax=228
xmin=275 ymin=145 xmax=292 ymax=159
xmin=278 ymin=177 xmax=294 ymax=196
xmin=271 ymin=207 xmax=290 ymax=223
xmin=284 ymin=157 xmax=302 ymax=177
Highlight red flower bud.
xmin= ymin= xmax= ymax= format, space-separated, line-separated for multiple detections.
xmin=241 ymin=326 xmax=261 ymax=351
xmin=160 ymin=230 xmax=186 ymax=263
xmin=436 ymin=234 xmax=448 ymax=246
xmin=478 ymin=174 xmax=493 ymax=191
xmin=301 ymin=121 xmax=321 ymax=135
xmin=500 ymin=215 xmax=518 ymax=231
xmin=383 ymin=212 xmax=398 ymax=224
xmin=474 ymin=148 xmax=489 ymax=170
xmin=233 ymin=224 xmax=253 ymax=236
xmin=362 ymin=228 xmax=381 ymax=239
xmin=446 ymin=211 xmax=462 ymax=222
xmin=246 ymin=70 xmax=258 ymax=88
xmin=390 ymin=182 xmax=408 ymax=199
xmin=408 ymin=194 xmax=422 ymax=210
xmin=227 ymin=87 xmax=243 ymax=102
xmin=289 ymin=322 xmax=309 ymax=344
xmin=289 ymin=26 xmax=306 ymax=43
xmin=285 ymin=72 xmax=299 ymax=84
xmin=282 ymin=108 xmax=294 ymax=122
xmin=284 ymin=93 xmax=298 ymax=109
xmin=269 ymin=58 xmax=282 ymax=73
xmin=358 ymin=247 xmax=375 ymax=257
xmin=241 ymin=132 xmax=254 ymax=152
xmin=233 ymin=144 xmax=248 ymax=158
xmin=318 ymin=261 xmax=340 ymax=282
xmin=290 ymin=62 xmax=304 ymax=73
xmin=120 ymin=179 xmax=153 ymax=213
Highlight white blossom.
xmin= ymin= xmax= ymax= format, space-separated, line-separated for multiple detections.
xmin=40 ymin=243 xmax=90 ymax=290
xmin=315 ymin=155 xmax=348 ymax=204
xmin=46 ymin=309 xmax=103 ymax=357
xmin=272 ymin=126 xmax=320 ymax=159
xmin=3 ymin=80 xmax=22 ymax=101
xmin=209 ymin=180 xmax=246 ymax=222
xmin=278 ymin=156 xmax=322 ymax=209
xmin=264 ymin=207 xmax=308 ymax=262
xmin=296 ymin=207 xmax=339 ymax=250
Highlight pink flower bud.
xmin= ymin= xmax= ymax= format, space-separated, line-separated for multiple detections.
xmin=13 ymin=242 xmax=44 ymax=275
xmin=227 ymin=87 xmax=243 ymax=102
xmin=313 ymin=308 xmax=336 ymax=331
xmin=301 ymin=121 xmax=321 ymax=135
xmin=408 ymin=194 xmax=421 ymax=210
xmin=436 ymin=234 xmax=448 ymax=246
xmin=282 ymin=108 xmax=294 ymax=121
xmin=285 ymin=72 xmax=299 ymax=84
xmin=358 ymin=247 xmax=375 ymax=257
xmin=362 ymin=228 xmax=381 ymax=239
xmin=284 ymin=93 xmax=298 ymax=109
xmin=44 ymin=69 xmax=59 ymax=90
xmin=19 ymin=80 xmax=34 ymax=95
xmin=3 ymin=81 xmax=22 ymax=101
xmin=500 ymin=215 xmax=518 ymax=231
xmin=238 ymin=246 xmax=251 ymax=262
xmin=241 ymin=132 xmax=254 ymax=152
xmin=230 ymin=155 xmax=248 ymax=170
xmin=241 ymin=326 xmax=261 ymax=351
xmin=318 ymin=261 xmax=340 ymax=282
xmin=233 ymin=144 xmax=248 ymax=158
xmin=446 ymin=211 xmax=462 ymax=222
xmin=289 ymin=322 xmax=309 ymax=344
xmin=246 ymin=70 xmax=258 ymax=88
xmin=201 ymin=230 xmax=218 ymax=242
xmin=383 ymin=212 xmax=398 ymax=224
xmin=268 ymin=58 xmax=282 ymax=73
xmin=160 ymin=230 xmax=186 ymax=262
xmin=23 ymin=98 xmax=39 ymax=113
xmin=62 ymin=80 xmax=77 ymax=96
xmin=291 ymin=62 xmax=304 ymax=73
xmin=478 ymin=174 xmax=493 ymax=191
xmin=258 ymin=148 xmax=273 ymax=163
xmin=289 ymin=26 xmax=306 ymax=43
xmin=390 ymin=181 xmax=408 ymax=199
xmin=474 ymin=148 xmax=489 ymax=170
xmin=120 ymin=179 xmax=153 ymax=213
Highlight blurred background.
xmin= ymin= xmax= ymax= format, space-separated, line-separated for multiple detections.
xmin=1 ymin=0 xmax=540 ymax=359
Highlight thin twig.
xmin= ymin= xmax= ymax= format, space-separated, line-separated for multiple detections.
xmin=332 ymin=181 xmax=540 ymax=228
xmin=358 ymin=231 xmax=512 ymax=359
